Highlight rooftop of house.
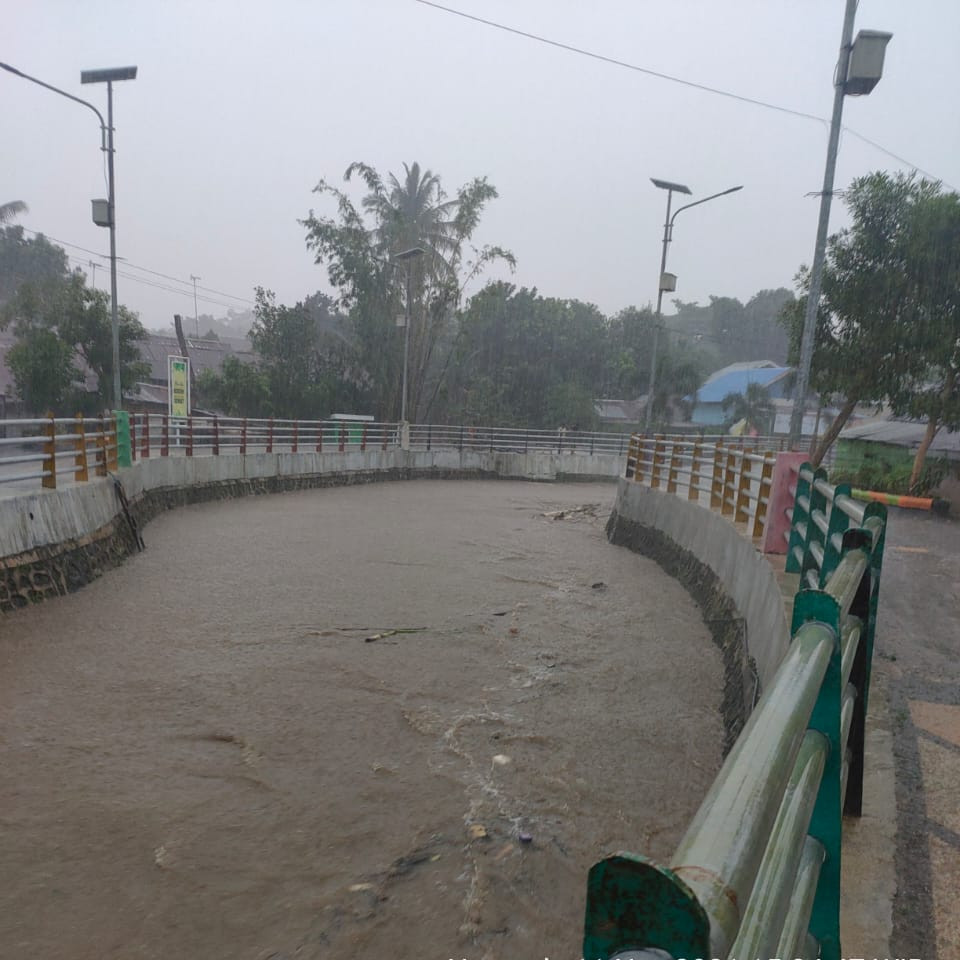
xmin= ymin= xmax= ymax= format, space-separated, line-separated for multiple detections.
xmin=692 ymin=364 xmax=793 ymax=404
xmin=593 ymin=398 xmax=646 ymax=422
xmin=702 ymin=360 xmax=782 ymax=385
xmin=841 ymin=417 xmax=960 ymax=456
xmin=139 ymin=334 xmax=254 ymax=381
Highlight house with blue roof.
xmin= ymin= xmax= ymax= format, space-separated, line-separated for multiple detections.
xmin=686 ymin=361 xmax=795 ymax=427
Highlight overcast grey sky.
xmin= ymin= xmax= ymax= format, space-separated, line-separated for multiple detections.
xmin=6 ymin=1 xmax=959 ymax=331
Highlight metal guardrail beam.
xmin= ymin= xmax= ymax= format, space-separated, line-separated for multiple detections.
xmin=1 ymin=414 xmax=650 ymax=491
xmin=585 ymin=450 xmax=888 ymax=960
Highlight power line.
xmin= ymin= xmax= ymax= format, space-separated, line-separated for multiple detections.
xmin=415 ymin=0 xmax=957 ymax=191
xmin=415 ymin=0 xmax=825 ymax=123
xmin=57 ymin=250 xmax=245 ymax=312
xmin=16 ymin=225 xmax=256 ymax=306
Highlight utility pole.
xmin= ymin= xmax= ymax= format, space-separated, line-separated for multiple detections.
xmin=88 ymin=260 xmax=98 ymax=289
xmin=789 ymin=0 xmax=879 ymax=448
xmin=191 ymin=275 xmax=201 ymax=338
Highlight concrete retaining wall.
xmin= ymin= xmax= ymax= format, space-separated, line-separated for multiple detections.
xmin=609 ymin=478 xmax=791 ymax=692
xmin=0 ymin=449 xmax=622 ymax=611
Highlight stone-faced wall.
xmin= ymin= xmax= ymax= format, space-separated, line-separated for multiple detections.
xmin=607 ymin=479 xmax=793 ymax=740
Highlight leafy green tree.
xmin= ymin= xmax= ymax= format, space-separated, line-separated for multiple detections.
xmin=781 ymin=172 xmax=954 ymax=472
xmin=5 ymin=268 xmax=148 ymax=409
xmin=882 ymin=187 xmax=960 ymax=489
xmin=6 ymin=326 xmax=79 ymax=412
xmin=301 ymin=160 xmax=513 ymax=420
xmin=648 ymin=351 xmax=705 ymax=427
xmin=668 ymin=289 xmax=793 ymax=368
xmin=247 ymin=288 xmax=360 ymax=419
xmin=0 ymin=226 xmax=71 ymax=309
xmin=444 ymin=283 xmax=608 ymax=427
xmin=58 ymin=283 xmax=149 ymax=406
xmin=197 ymin=355 xmax=271 ymax=417
xmin=721 ymin=382 xmax=775 ymax=434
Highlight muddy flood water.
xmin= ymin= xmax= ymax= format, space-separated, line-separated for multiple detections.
xmin=0 ymin=480 xmax=724 ymax=960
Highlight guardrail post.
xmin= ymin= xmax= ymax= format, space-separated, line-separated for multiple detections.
xmin=129 ymin=413 xmax=137 ymax=462
xmin=107 ymin=416 xmax=119 ymax=471
xmin=339 ymin=423 xmax=346 ymax=452
xmin=73 ymin=413 xmax=89 ymax=482
xmin=711 ymin=443 xmax=724 ymax=510
xmin=625 ymin=434 xmax=638 ymax=480
xmin=141 ymin=414 xmax=150 ymax=459
xmin=95 ymin=415 xmax=108 ymax=476
xmin=113 ymin=410 xmax=132 ymax=468
xmin=291 ymin=419 xmax=298 ymax=453
xmin=362 ymin=424 xmax=368 ymax=452
xmin=751 ymin=452 xmax=776 ymax=539
xmin=785 ymin=463 xmax=815 ymax=572
xmin=186 ymin=416 xmax=194 ymax=457
xmin=267 ymin=417 xmax=274 ymax=453
xmin=734 ymin=450 xmax=752 ymax=524
xmin=721 ymin=447 xmax=737 ymax=516
xmin=212 ymin=415 xmax=220 ymax=455
xmin=793 ymin=589 xmax=844 ymax=960
xmin=666 ymin=439 xmax=680 ymax=494
xmin=688 ymin=439 xmax=702 ymax=501
xmin=849 ymin=511 xmax=885 ymax=819
xmin=381 ymin=424 xmax=388 ymax=451
xmin=315 ymin=421 xmax=323 ymax=454
xmin=584 ymin=856 xmax=711 ymax=960
xmin=425 ymin=424 xmax=430 ymax=451
xmin=651 ymin=434 xmax=665 ymax=489
xmin=42 ymin=411 xmax=57 ymax=489
xmin=819 ymin=483 xmax=854 ymax=585
xmin=161 ymin=415 xmax=169 ymax=457
xmin=241 ymin=418 xmax=248 ymax=455
xmin=800 ymin=467 xmax=831 ymax=584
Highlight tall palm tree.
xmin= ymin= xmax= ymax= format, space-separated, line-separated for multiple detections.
xmin=721 ymin=381 xmax=775 ymax=434
xmin=350 ymin=161 xmax=458 ymax=279
xmin=0 ymin=200 xmax=27 ymax=224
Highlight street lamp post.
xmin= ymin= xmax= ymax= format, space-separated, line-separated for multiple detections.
xmin=392 ymin=246 xmax=425 ymax=422
xmin=644 ymin=180 xmax=743 ymax=431
xmin=0 ymin=61 xmax=136 ymax=411
xmin=82 ymin=66 xmax=138 ymax=411
xmin=788 ymin=0 xmax=891 ymax=447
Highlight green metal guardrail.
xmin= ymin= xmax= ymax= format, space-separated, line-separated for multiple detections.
xmin=583 ymin=463 xmax=887 ymax=960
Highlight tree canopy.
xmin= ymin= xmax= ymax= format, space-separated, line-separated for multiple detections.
xmin=1 ymin=229 xmax=147 ymax=413
xmin=301 ymin=160 xmax=514 ymax=420
xmin=780 ymin=171 xmax=960 ymax=485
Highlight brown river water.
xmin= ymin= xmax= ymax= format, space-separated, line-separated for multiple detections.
xmin=0 ymin=480 xmax=723 ymax=960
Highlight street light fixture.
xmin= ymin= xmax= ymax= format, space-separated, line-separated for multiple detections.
xmin=81 ymin=65 xmax=138 ymax=411
xmin=788 ymin=2 xmax=891 ymax=447
xmin=644 ymin=180 xmax=743 ymax=430
xmin=0 ymin=60 xmax=136 ymax=411
xmin=391 ymin=245 xmax=425 ymax=423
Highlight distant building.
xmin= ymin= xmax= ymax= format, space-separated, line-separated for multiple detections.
xmin=592 ymin=397 xmax=647 ymax=429
xmin=137 ymin=333 xmax=254 ymax=385
xmin=839 ymin=417 xmax=960 ymax=461
xmin=126 ymin=333 xmax=255 ymax=411
xmin=687 ymin=361 xmax=794 ymax=427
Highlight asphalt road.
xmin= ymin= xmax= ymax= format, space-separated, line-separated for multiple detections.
xmin=874 ymin=508 xmax=960 ymax=959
